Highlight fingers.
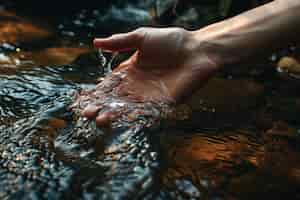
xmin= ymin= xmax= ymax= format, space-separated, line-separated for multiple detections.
xmin=95 ymin=112 xmax=113 ymax=127
xmin=94 ymin=29 xmax=145 ymax=52
xmin=82 ymin=104 xmax=117 ymax=128
xmin=82 ymin=104 xmax=101 ymax=119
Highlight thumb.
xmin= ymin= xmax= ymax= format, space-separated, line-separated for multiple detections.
xmin=94 ymin=29 xmax=144 ymax=52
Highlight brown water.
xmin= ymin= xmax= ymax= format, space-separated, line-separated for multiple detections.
xmin=1 ymin=4 xmax=300 ymax=200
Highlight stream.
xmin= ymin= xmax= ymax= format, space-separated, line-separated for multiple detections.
xmin=1 ymin=1 xmax=300 ymax=200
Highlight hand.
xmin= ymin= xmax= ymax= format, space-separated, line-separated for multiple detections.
xmin=76 ymin=27 xmax=222 ymax=127
xmin=95 ymin=27 xmax=221 ymax=101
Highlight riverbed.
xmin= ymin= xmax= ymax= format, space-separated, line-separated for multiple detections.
xmin=1 ymin=2 xmax=300 ymax=199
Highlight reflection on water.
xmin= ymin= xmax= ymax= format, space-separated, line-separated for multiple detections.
xmin=1 ymin=4 xmax=300 ymax=200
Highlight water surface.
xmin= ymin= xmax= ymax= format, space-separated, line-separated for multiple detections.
xmin=1 ymin=4 xmax=300 ymax=200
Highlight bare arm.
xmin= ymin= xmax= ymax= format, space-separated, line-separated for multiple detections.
xmin=191 ymin=0 xmax=300 ymax=67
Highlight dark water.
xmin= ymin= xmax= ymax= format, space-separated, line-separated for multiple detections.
xmin=1 ymin=3 xmax=300 ymax=200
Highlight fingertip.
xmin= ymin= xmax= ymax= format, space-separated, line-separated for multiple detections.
xmin=93 ymin=38 xmax=106 ymax=48
xmin=96 ymin=112 xmax=112 ymax=127
xmin=82 ymin=105 xmax=101 ymax=119
xmin=93 ymin=38 xmax=116 ymax=52
xmin=93 ymin=31 xmax=142 ymax=52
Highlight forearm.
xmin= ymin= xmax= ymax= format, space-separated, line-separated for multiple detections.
xmin=192 ymin=0 xmax=300 ymax=67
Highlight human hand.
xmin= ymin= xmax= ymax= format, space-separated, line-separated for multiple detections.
xmin=94 ymin=27 xmax=221 ymax=102
xmin=76 ymin=27 xmax=222 ymax=127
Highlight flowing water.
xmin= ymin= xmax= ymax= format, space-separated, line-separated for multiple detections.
xmin=1 ymin=2 xmax=300 ymax=200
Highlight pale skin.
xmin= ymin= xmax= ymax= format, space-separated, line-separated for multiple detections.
xmin=82 ymin=0 xmax=300 ymax=127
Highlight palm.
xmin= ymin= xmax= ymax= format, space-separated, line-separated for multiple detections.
xmin=79 ymin=27 xmax=219 ymax=127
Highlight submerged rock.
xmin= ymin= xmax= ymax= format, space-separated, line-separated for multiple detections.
xmin=160 ymin=119 xmax=300 ymax=199
xmin=169 ymin=78 xmax=264 ymax=128
xmin=0 ymin=10 xmax=52 ymax=45
xmin=159 ymin=128 xmax=264 ymax=199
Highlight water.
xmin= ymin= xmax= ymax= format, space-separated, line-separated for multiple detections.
xmin=1 ymin=3 xmax=300 ymax=200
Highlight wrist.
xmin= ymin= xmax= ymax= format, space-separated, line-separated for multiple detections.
xmin=190 ymin=0 xmax=300 ymax=69
xmin=193 ymin=20 xmax=248 ymax=68
xmin=188 ymin=32 xmax=224 ymax=70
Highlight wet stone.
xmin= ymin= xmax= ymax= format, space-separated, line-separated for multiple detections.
xmin=277 ymin=56 xmax=300 ymax=74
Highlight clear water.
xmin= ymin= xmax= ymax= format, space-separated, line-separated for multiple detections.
xmin=1 ymin=4 xmax=300 ymax=200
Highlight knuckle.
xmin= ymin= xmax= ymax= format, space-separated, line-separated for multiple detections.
xmin=133 ymin=27 xmax=148 ymax=40
xmin=135 ymin=27 xmax=148 ymax=33
xmin=110 ymin=33 xmax=121 ymax=38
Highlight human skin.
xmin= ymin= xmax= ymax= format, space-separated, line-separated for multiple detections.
xmin=82 ymin=0 xmax=300 ymax=127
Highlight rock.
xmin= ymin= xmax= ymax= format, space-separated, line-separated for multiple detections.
xmin=161 ymin=120 xmax=300 ymax=199
xmin=59 ymin=4 xmax=154 ymax=38
xmin=0 ymin=52 xmax=19 ymax=74
xmin=170 ymin=78 xmax=264 ymax=127
xmin=154 ymin=0 xmax=223 ymax=29
xmin=160 ymin=129 xmax=264 ymax=199
xmin=56 ymin=0 xmax=225 ymax=38
xmin=265 ymin=121 xmax=297 ymax=139
xmin=20 ymin=47 xmax=91 ymax=66
xmin=261 ymin=121 xmax=300 ymax=186
xmin=161 ymin=130 xmax=262 ymax=169
xmin=277 ymin=56 xmax=300 ymax=74
xmin=0 ymin=47 xmax=91 ymax=73
xmin=0 ymin=11 xmax=52 ymax=45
